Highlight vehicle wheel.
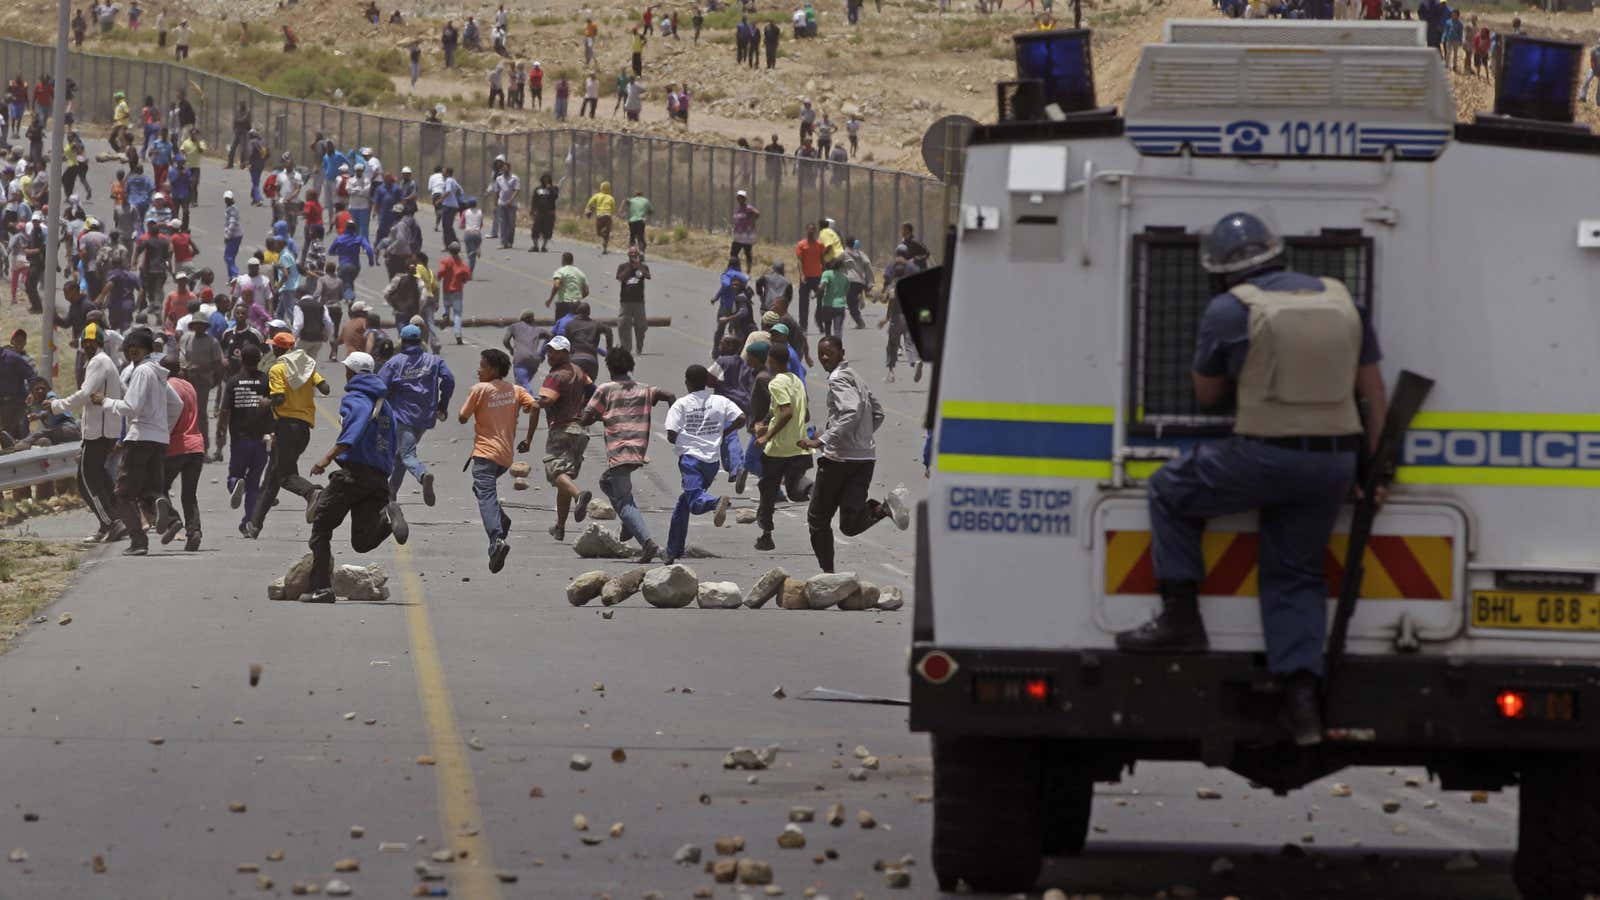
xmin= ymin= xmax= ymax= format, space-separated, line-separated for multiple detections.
xmin=1514 ymin=753 xmax=1600 ymax=900
xmin=1040 ymin=742 xmax=1095 ymax=856
xmin=931 ymin=735 xmax=1044 ymax=893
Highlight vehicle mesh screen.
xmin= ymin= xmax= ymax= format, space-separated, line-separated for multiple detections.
xmin=1131 ymin=231 xmax=1372 ymax=433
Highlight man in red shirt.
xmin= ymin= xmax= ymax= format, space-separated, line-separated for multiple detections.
xmin=303 ymin=189 xmax=325 ymax=243
xmin=793 ymin=222 xmax=824 ymax=333
xmin=161 ymin=353 xmax=206 ymax=551
xmin=163 ymin=272 xmax=197 ymax=337
xmin=1360 ymin=0 xmax=1381 ymax=19
xmin=169 ymin=223 xmax=198 ymax=268
xmin=333 ymin=201 xmax=353 ymax=238
xmin=436 ymin=241 xmax=473 ymax=345
xmin=528 ymin=62 xmax=544 ymax=110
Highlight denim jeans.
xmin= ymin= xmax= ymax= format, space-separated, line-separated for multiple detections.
xmin=338 ymin=263 xmax=360 ymax=301
xmin=223 ymin=235 xmax=243 ymax=279
xmin=353 ymin=207 xmax=372 ymax=242
xmin=721 ymin=429 xmax=744 ymax=481
xmin=388 ymin=422 xmax=431 ymax=497
xmin=464 ymin=232 xmax=482 ymax=274
xmin=1149 ymin=436 xmax=1356 ymax=677
xmin=228 ymin=436 xmax=269 ymax=527
xmin=599 ymin=463 xmax=654 ymax=548
xmin=513 ymin=362 xmax=538 ymax=390
xmin=471 ymin=456 xmax=509 ymax=552
xmin=444 ymin=290 xmax=465 ymax=337
xmin=495 ymin=205 xmax=517 ymax=247
xmin=668 ymin=455 xmax=721 ymax=559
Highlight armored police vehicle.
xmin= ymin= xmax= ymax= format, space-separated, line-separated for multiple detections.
xmin=904 ymin=20 xmax=1600 ymax=897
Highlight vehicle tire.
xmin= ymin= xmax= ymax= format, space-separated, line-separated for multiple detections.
xmin=1040 ymin=741 xmax=1095 ymax=856
xmin=1514 ymin=753 xmax=1600 ymax=900
xmin=931 ymin=735 xmax=1044 ymax=893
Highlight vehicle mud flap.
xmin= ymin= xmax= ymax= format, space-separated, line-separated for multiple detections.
xmin=1040 ymin=740 xmax=1095 ymax=857
xmin=1515 ymin=753 xmax=1600 ymax=900
xmin=932 ymin=734 xmax=1044 ymax=893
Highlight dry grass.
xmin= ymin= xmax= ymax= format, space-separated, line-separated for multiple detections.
xmin=0 ymin=538 xmax=83 ymax=651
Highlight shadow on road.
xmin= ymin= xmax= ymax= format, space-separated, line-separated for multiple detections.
xmin=943 ymin=843 xmax=1516 ymax=899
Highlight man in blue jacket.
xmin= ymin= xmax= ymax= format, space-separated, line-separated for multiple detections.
xmin=328 ymin=220 xmax=376 ymax=303
xmin=379 ymin=324 xmax=455 ymax=505
xmin=303 ymin=351 xmax=408 ymax=603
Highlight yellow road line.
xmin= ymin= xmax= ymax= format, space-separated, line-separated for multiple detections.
xmin=397 ymin=546 xmax=504 ymax=900
xmin=309 ymin=394 xmax=501 ymax=897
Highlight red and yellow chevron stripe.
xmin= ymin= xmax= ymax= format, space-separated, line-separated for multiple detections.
xmin=1104 ymin=531 xmax=1454 ymax=600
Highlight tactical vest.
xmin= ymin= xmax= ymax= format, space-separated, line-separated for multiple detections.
xmin=297 ymin=297 xmax=326 ymax=342
xmin=1230 ymin=277 xmax=1363 ymax=438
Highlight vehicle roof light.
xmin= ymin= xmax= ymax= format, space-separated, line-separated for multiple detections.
xmin=1496 ymin=35 xmax=1583 ymax=124
xmin=1013 ymin=28 xmax=1096 ymax=116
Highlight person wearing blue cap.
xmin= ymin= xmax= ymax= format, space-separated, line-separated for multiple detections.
xmin=378 ymin=324 xmax=455 ymax=506
xmin=303 ymin=351 xmax=408 ymax=602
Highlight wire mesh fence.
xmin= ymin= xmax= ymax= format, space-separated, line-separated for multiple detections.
xmin=1 ymin=35 xmax=947 ymax=267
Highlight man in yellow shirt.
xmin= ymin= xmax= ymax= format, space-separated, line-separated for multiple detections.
xmin=584 ymin=180 xmax=617 ymax=256
xmin=111 ymin=91 xmax=130 ymax=147
xmin=246 ymin=332 xmax=332 ymax=538
xmin=752 ymin=343 xmax=811 ymax=552
xmin=414 ymin=251 xmax=442 ymax=351
xmin=817 ymin=217 xmax=844 ymax=268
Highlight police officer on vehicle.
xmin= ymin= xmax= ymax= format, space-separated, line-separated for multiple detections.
xmin=1114 ymin=212 xmax=1387 ymax=747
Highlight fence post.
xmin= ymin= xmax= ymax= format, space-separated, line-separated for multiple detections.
xmin=647 ymin=138 xmax=654 ymax=217
xmin=665 ymin=141 xmax=673 ymax=228
xmin=893 ymin=173 xmax=901 ymax=257
xmin=868 ymin=168 xmax=877 ymax=264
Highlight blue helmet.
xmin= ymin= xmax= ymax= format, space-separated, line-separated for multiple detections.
xmin=1200 ymin=211 xmax=1283 ymax=275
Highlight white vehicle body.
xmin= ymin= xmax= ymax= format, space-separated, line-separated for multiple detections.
xmin=913 ymin=21 xmax=1600 ymax=897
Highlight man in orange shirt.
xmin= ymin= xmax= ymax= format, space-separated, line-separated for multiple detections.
xmin=458 ymin=347 xmax=538 ymax=572
xmin=436 ymin=241 xmax=473 ymax=345
xmin=793 ymin=221 xmax=824 ymax=333
xmin=163 ymin=272 xmax=197 ymax=337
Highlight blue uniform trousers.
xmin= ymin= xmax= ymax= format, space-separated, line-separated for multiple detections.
xmin=1149 ymin=436 xmax=1355 ymax=677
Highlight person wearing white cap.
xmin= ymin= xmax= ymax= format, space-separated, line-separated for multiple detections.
xmin=301 ymin=350 xmax=408 ymax=602
xmin=361 ymin=147 xmax=382 ymax=184
xmin=222 ymin=189 xmax=243 ymax=278
xmin=731 ymin=190 xmax=761 ymax=272
xmin=518 ymin=334 xmax=594 ymax=541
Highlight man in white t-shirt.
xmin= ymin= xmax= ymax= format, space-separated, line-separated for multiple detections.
xmin=661 ymin=363 xmax=744 ymax=564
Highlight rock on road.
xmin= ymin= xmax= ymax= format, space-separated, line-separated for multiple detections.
xmin=0 ymin=148 xmax=1519 ymax=898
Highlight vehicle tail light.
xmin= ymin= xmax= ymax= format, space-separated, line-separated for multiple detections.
xmin=1496 ymin=690 xmax=1526 ymax=720
xmin=1494 ymin=688 xmax=1577 ymax=722
xmin=972 ymin=673 xmax=1053 ymax=706
xmin=916 ymin=651 xmax=958 ymax=685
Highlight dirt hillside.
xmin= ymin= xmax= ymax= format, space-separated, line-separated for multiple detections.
xmin=4 ymin=0 xmax=1600 ymax=175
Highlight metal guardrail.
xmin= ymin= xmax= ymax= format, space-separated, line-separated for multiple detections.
xmin=0 ymin=35 xmax=947 ymax=268
xmin=0 ymin=442 xmax=81 ymax=493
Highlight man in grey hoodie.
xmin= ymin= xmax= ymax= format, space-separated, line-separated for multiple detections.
xmin=90 ymin=328 xmax=183 ymax=556
xmin=795 ymin=335 xmax=909 ymax=573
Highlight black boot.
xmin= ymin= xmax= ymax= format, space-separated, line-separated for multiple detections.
xmin=1114 ymin=580 xmax=1208 ymax=653
xmin=1281 ymin=670 xmax=1324 ymax=747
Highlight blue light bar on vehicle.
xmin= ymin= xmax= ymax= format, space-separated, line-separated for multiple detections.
xmin=1013 ymin=28 xmax=1096 ymax=115
xmin=1496 ymin=35 xmax=1583 ymax=124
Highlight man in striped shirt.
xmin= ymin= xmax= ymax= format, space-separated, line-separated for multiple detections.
xmin=581 ymin=348 xmax=675 ymax=562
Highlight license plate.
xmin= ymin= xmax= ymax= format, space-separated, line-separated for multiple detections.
xmin=1472 ymin=590 xmax=1600 ymax=632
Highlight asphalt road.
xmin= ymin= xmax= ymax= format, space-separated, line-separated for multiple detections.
xmin=0 ymin=150 xmax=1522 ymax=899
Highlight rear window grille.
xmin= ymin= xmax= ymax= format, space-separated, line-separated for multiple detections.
xmin=1130 ymin=230 xmax=1373 ymax=435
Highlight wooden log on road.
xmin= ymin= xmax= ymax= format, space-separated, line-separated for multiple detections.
xmin=446 ymin=315 xmax=673 ymax=329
